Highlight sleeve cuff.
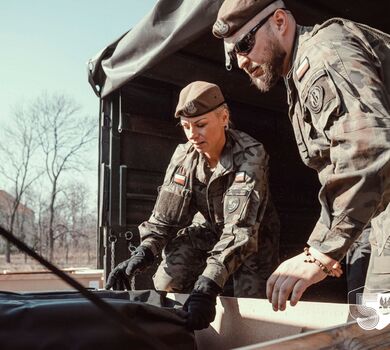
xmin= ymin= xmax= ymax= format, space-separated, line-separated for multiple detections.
xmin=308 ymin=215 xmax=365 ymax=261
xmin=141 ymin=239 xmax=161 ymax=257
xmin=201 ymin=262 xmax=229 ymax=290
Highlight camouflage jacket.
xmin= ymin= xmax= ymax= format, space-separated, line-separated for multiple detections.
xmin=139 ymin=129 xmax=271 ymax=288
xmin=286 ymin=18 xmax=390 ymax=260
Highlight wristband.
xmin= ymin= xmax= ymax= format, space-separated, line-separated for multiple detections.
xmin=303 ymin=247 xmax=342 ymax=277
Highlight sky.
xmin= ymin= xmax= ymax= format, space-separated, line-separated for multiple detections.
xmin=0 ymin=1 xmax=157 ymax=122
xmin=0 ymin=1 xmax=157 ymax=203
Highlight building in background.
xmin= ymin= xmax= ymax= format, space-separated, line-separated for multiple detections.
xmin=0 ymin=190 xmax=35 ymax=252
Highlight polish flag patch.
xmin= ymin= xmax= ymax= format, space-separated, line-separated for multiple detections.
xmin=235 ymin=171 xmax=246 ymax=183
xmin=296 ymin=57 xmax=310 ymax=81
xmin=174 ymin=173 xmax=186 ymax=186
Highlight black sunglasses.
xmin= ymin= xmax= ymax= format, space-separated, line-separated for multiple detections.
xmin=229 ymin=10 xmax=280 ymax=61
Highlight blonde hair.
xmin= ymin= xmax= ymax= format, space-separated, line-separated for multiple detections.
xmin=214 ymin=103 xmax=233 ymax=129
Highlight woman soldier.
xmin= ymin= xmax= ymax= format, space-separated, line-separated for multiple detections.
xmin=106 ymin=81 xmax=280 ymax=330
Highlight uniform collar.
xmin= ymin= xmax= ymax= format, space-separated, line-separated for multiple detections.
xmin=215 ymin=131 xmax=234 ymax=177
xmin=194 ymin=130 xmax=250 ymax=181
xmin=286 ymin=24 xmax=313 ymax=84
xmin=196 ymin=154 xmax=211 ymax=184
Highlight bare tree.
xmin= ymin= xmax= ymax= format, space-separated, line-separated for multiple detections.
xmin=26 ymin=182 xmax=48 ymax=256
xmin=0 ymin=106 xmax=41 ymax=263
xmin=33 ymin=93 xmax=96 ymax=261
xmin=53 ymin=182 xmax=96 ymax=265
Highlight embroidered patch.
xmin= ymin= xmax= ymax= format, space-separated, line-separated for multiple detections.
xmin=308 ymin=85 xmax=324 ymax=114
xmin=184 ymin=101 xmax=197 ymax=115
xmin=174 ymin=173 xmax=186 ymax=186
xmin=296 ymin=57 xmax=310 ymax=81
xmin=235 ymin=171 xmax=246 ymax=183
xmin=226 ymin=197 xmax=240 ymax=213
xmin=213 ymin=19 xmax=229 ymax=36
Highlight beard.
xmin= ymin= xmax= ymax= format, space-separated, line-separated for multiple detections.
xmin=246 ymin=38 xmax=286 ymax=93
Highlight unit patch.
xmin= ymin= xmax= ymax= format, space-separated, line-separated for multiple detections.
xmin=308 ymin=85 xmax=324 ymax=114
xmin=296 ymin=57 xmax=310 ymax=81
xmin=226 ymin=197 xmax=240 ymax=213
xmin=174 ymin=173 xmax=186 ymax=186
xmin=235 ymin=171 xmax=246 ymax=183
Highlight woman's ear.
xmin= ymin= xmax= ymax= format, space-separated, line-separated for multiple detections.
xmin=221 ymin=108 xmax=229 ymax=128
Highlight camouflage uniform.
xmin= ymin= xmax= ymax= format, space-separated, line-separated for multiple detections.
xmin=139 ymin=129 xmax=280 ymax=297
xmin=286 ymin=18 xmax=390 ymax=291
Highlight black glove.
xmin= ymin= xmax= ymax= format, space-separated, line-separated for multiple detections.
xmin=105 ymin=245 xmax=154 ymax=290
xmin=183 ymin=276 xmax=222 ymax=330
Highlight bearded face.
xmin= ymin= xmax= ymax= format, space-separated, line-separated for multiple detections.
xmin=245 ymin=36 xmax=286 ymax=92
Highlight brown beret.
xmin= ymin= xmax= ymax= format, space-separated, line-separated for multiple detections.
xmin=175 ymin=81 xmax=225 ymax=118
xmin=213 ymin=0 xmax=277 ymax=38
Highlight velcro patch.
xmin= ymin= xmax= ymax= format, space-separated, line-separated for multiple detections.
xmin=174 ymin=173 xmax=186 ymax=186
xmin=235 ymin=171 xmax=246 ymax=183
xmin=226 ymin=197 xmax=240 ymax=213
xmin=308 ymin=85 xmax=324 ymax=114
xmin=296 ymin=57 xmax=310 ymax=81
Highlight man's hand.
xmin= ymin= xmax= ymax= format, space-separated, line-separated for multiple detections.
xmin=183 ymin=276 xmax=222 ymax=330
xmin=105 ymin=245 xmax=154 ymax=290
xmin=266 ymin=251 xmax=337 ymax=312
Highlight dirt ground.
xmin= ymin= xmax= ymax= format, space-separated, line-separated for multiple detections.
xmin=0 ymin=249 xmax=97 ymax=273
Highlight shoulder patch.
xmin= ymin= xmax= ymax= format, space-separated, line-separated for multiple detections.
xmin=226 ymin=197 xmax=240 ymax=213
xmin=174 ymin=173 xmax=186 ymax=186
xmin=235 ymin=171 xmax=246 ymax=183
xmin=307 ymin=85 xmax=324 ymax=114
xmin=296 ymin=57 xmax=310 ymax=81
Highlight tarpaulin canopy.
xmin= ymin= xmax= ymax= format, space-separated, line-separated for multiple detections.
xmin=87 ymin=0 xmax=390 ymax=99
xmin=87 ymin=0 xmax=223 ymax=98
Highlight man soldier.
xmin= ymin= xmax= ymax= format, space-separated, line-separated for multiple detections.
xmin=106 ymin=81 xmax=280 ymax=329
xmin=213 ymin=0 xmax=390 ymax=310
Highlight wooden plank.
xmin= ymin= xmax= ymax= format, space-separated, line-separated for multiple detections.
xmin=238 ymin=321 xmax=390 ymax=350
xmin=168 ymin=295 xmax=351 ymax=350
xmin=169 ymin=294 xmax=388 ymax=349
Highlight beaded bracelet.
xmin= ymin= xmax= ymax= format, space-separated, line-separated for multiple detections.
xmin=303 ymin=247 xmax=337 ymax=277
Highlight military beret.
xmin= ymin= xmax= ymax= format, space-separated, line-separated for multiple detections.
xmin=175 ymin=81 xmax=225 ymax=118
xmin=213 ymin=0 xmax=278 ymax=38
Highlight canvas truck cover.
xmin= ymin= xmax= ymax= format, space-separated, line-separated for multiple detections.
xmin=87 ymin=0 xmax=223 ymax=98
xmin=0 ymin=290 xmax=195 ymax=350
xmin=87 ymin=0 xmax=390 ymax=98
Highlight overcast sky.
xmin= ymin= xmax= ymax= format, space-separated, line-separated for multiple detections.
xmin=0 ymin=1 xmax=157 ymax=201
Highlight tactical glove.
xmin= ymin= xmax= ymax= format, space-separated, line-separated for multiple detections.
xmin=183 ymin=275 xmax=222 ymax=330
xmin=105 ymin=245 xmax=154 ymax=290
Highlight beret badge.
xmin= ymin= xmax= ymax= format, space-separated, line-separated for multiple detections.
xmin=213 ymin=19 xmax=229 ymax=36
xmin=184 ymin=101 xmax=197 ymax=115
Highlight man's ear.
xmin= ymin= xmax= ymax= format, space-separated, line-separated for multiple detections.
xmin=273 ymin=9 xmax=288 ymax=34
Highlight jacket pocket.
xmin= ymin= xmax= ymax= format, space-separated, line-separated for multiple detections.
xmin=153 ymin=185 xmax=192 ymax=225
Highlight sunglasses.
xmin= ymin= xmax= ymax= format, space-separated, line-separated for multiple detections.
xmin=229 ymin=10 xmax=280 ymax=61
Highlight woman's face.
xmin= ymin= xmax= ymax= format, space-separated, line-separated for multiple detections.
xmin=180 ymin=108 xmax=228 ymax=156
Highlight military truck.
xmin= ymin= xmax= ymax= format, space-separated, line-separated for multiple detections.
xmin=88 ymin=0 xmax=387 ymax=298
xmin=85 ymin=0 xmax=390 ymax=347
